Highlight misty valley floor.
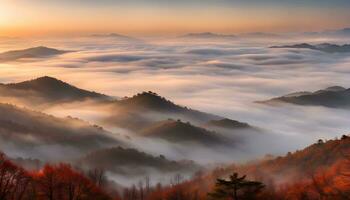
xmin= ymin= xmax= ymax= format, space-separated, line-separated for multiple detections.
xmin=0 ymin=34 xmax=350 ymax=199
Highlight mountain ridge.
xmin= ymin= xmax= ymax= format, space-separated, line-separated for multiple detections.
xmin=0 ymin=76 xmax=112 ymax=105
xmin=0 ymin=103 xmax=126 ymax=161
xmin=180 ymin=32 xmax=236 ymax=39
xmin=271 ymin=43 xmax=350 ymax=53
xmin=257 ymin=86 xmax=350 ymax=108
xmin=0 ymin=46 xmax=68 ymax=61
xmin=139 ymin=119 xmax=230 ymax=146
xmin=78 ymin=146 xmax=200 ymax=176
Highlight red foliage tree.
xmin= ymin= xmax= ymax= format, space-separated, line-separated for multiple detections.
xmin=34 ymin=164 xmax=111 ymax=200
xmin=0 ymin=153 xmax=32 ymax=200
xmin=0 ymin=152 xmax=112 ymax=200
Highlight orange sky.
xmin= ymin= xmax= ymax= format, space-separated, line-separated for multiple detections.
xmin=1 ymin=1 xmax=350 ymax=36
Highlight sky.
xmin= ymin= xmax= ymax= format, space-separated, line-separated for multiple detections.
xmin=1 ymin=0 xmax=350 ymax=36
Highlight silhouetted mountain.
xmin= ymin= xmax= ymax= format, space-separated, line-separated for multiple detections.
xmin=104 ymin=91 xmax=228 ymax=130
xmin=180 ymin=32 xmax=236 ymax=39
xmin=337 ymin=28 xmax=350 ymax=36
xmin=323 ymin=27 xmax=350 ymax=37
xmin=0 ymin=76 xmax=112 ymax=105
xmin=139 ymin=119 xmax=230 ymax=146
xmin=271 ymin=43 xmax=350 ymax=53
xmin=239 ymin=32 xmax=281 ymax=38
xmin=79 ymin=146 xmax=200 ymax=176
xmin=0 ymin=77 xmax=250 ymax=132
xmin=117 ymin=92 xmax=188 ymax=111
xmin=0 ymin=103 xmax=126 ymax=161
xmin=91 ymin=33 xmax=129 ymax=38
xmin=0 ymin=46 xmax=68 ymax=61
xmin=90 ymin=33 xmax=138 ymax=40
xmin=303 ymin=27 xmax=350 ymax=38
xmin=258 ymin=86 xmax=350 ymax=108
xmin=204 ymin=118 xmax=251 ymax=129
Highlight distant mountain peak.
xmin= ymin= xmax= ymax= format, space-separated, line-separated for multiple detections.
xmin=338 ymin=28 xmax=350 ymax=34
xmin=258 ymin=85 xmax=350 ymax=108
xmin=271 ymin=43 xmax=350 ymax=53
xmin=205 ymin=118 xmax=250 ymax=129
xmin=239 ymin=32 xmax=280 ymax=38
xmin=139 ymin=119 xmax=227 ymax=145
xmin=0 ymin=46 xmax=68 ymax=61
xmin=157 ymin=118 xmax=196 ymax=128
xmin=30 ymin=76 xmax=64 ymax=83
xmin=187 ymin=32 xmax=217 ymax=37
xmin=106 ymin=91 xmax=240 ymax=131
xmin=283 ymin=91 xmax=312 ymax=98
xmin=324 ymin=86 xmax=346 ymax=92
xmin=89 ymin=33 xmax=140 ymax=41
xmin=3 ymin=76 xmax=110 ymax=103
xmin=10 ymin=46 xmax=66 ymax=54
xmin=8 ymin=76 xmax=75 ymax=90
xmin=271 ymin=43 xmax=314 ymax=49
xmin=91 ymin=33 xmax=129 ymax=38
xmin=119 ymin=91 xmax=183 ymax=111
xmin=29 ymin=46 xmax=57 ymax=50
xmin=181 ymin=32 xmax=236 ymax=39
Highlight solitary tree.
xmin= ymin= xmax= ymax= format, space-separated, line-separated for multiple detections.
xmin=208 ymin=173 xmax=265 ymax=200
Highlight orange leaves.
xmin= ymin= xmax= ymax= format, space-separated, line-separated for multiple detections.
xmin=0 ymin=153 xmax=32 ymax=200
xmin=34 ymin=164 xmax=111 ymax=200
xmin=0 ymin=152 xmax=112 ymax=200
xmin=144 ymin=137 xmax=350 ymax=200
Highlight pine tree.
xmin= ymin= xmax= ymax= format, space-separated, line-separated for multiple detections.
xmin=208 ymin=172 xmax=264 ymax=200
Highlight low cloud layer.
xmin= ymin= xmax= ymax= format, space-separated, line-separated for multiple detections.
xmin=0 ymin=36 xmax=350 ymax=162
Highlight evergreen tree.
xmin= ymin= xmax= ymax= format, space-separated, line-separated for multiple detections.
xmin=208 ymin=172 xmax=264 ymax=200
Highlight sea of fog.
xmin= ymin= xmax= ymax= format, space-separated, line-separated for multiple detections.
xmin=0 ymin=35 xmax=350 ymax=159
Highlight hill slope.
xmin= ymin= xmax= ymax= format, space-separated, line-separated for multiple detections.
xmin=271 ymin=43 xmax=350 ymax=53
xmin=204 ymin=118 xmax=251 ymax=129
xmin=0 ymin=46 xmax=68 ymax=61
xmin=180 ymin=32 xmax=236 ymax=39
xmin=258 ymin=86 xmax=350 ymax=108
xmin=143 ymin=135 xmax=350 ymax=200
xmin=0 ymin=77 xmax=251 ymax=134
xmin=138 ymin=119 xmax=230 ymax=146
xmin=251 ymin=135 xmax=350 ymax=175
xmin=78 ymin=147 xmax=200 ymax=177
xmin=0 ymin=76 xmax=111 ymax=105
xmin=0 ymin=103 xmax=126 ymax=160
xmin=103 ymin=92 xmax=229 ymax=130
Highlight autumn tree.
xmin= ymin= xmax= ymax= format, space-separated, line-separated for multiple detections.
xmin=0 ymin=153 xmax=32 ymax=200
xmin=87 ymin=168 xmax=106 ymax=187
xmin=208 ymin=173 xmax=264 ymax=200
xmin=35 ymin=164 xmax=111 ymax=200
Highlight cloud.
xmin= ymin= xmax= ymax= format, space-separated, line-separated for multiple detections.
xmin=186 ymin=48 xmax=230 ymax=56
xmin=1 ymin=36 xmax=350 ymax=185
xmin=86 ymin=54 xmax=147 ymax=62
